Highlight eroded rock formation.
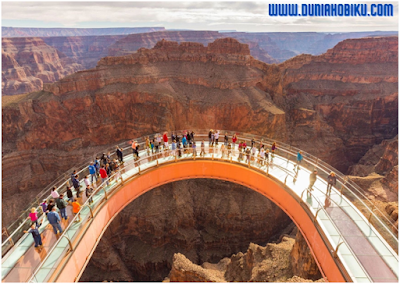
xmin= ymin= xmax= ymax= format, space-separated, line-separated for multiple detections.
xmin=164 ymin=232 xmax=324 ymax=282
xmin=79 ymin=179 xmax=293 ymax=282
xmin=2 ymin=37 xmax=83 ymax=96
xmin=2 ymin=36 xmax=398 ymax=227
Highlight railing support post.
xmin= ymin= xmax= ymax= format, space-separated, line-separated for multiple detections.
xmin=333 ymin=241 xmax=344 ymax=258
xmin=3 ymin=227 xmax=14 ymax=247
xmin=138 ymin=166 xmax=141 ymax=175
xmin=103 ymin=188 xmax=108 ymax=200
xmin=88 ymin=205 xmax=94 ymax=219
xmin=284 ymin=174 xmax=288 ymax=185
xmin=156 ymin=159 xmax=159 ymax=167
xmin=314 ymin=208 xmax=323 ymax=223
xmin=63 ymin=235 xmax=74 ymax=252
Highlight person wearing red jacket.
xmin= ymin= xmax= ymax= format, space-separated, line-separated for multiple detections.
xmin=99 ymin=165 xmax=109 ymax=186
xmin=163 ymin=132 xmax=169 ymax=149
xmin=232 ymin=133 xmax=237 ymax=149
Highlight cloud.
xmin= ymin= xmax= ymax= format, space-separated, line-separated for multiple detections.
xmin=2 ymin=1 xmax=398 ymax=32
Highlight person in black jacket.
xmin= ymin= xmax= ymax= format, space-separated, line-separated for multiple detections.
xmin=66 ymin=186 xmax=74 ymax=202
xmin=116 ymin=146 xmax=123 ymax=163
xmin=72 ymin=175 xmax=81 ymax=197
xmin=327 ymin=172 xmax=336 ymax=195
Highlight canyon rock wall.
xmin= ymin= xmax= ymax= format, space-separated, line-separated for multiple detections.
xmin=2 ymin=37 xmax=83 ymax=96
xmin=42 ymin=35 xmax=126 ymax=69
xmin=107 ymin=30 xmax=278 ymax=64
xmin=79 ymin=179 xmax=293 ymax=282
xmin=2 ymin=36 xmax=398 ymax=227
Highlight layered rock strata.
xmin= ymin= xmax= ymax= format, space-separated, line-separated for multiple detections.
xmin=79 ymin=179 xmax=294 ymax=281
xmin=2 ymin=37 xmax=83 ymax=96
xmin=2 ymin=36 xmax=398 ymax=227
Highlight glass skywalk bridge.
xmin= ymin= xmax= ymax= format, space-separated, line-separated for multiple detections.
xmin=1 ymin=130 xmax=398 ymax=282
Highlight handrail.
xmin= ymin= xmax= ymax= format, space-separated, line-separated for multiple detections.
xmin=300 ymin=188 xmax=373 ymax=282
xmin=3 ymin=130 xmax=397 ymax=258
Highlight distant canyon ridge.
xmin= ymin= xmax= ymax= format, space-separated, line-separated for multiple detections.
xmin=2 ymin=33 xmax=397 ymax=227
xmin=2 ymin=28 xmax=396 ymax=96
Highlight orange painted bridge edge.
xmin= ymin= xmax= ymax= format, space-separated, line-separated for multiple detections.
xmin=56 ymin=161 xmax=347 ymax=283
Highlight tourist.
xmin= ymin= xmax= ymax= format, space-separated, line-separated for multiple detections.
xmin=171 ymin=132 xmax=176 ymax=143
xmin=50 ymin=186 xmax=59 ymax=199
xmin=271 ymin=142 xmax=277 ymax=154
xmin=186 ymin=130 xmax=191 ymax=144
xmin=116 ymin=146 xmax=123 ymax=163
xmin=47 ymin=207 xmax=63 ymax=235
xmin=163 ymin=132 xmax=169 ymax=149
xmin=190 ymin=131 xmax=195 ymax=142
xmin=71 ymin=198 xmax=81 ymax=222
xmin=246 ymin=147 xmax=251 ymax=163
xmin=155 ymin=135 xmax=161 ymax=151
xmin=215 ymin=130 xmax=220 ymax=145
xmin=56 ymin=194 xmax=68 ymax=220
xmin=208 ymin=129 xmax=212 ymax=146
xmin=105 ymin=163 xmax=111 ymax=177
xmin=28 ymin=207 xmax=39 ymax=227
xmin=211 ymin=130 xmax=215 ymax=146
xmin=101 ymin=153 xmax=107 ymax=166
xmin=224 ymin=133 xmax=229 ymax=146
xmin=251 ymin=138 xmax=255 ymax=148
xmin=72 ymin=174 xmax=81 ymax=197
xmin=131 ymin=140 xmax=137 ymax=156
xmin=232 ymin=133 xmax=237 ymax=149
xmin=70 ymin=170 xmax=77 ymax=183
xmin=259 ymin=147 xmax=265 ymax=166
xmin=94 ymin=157 xmax=100 ymax=176
xmin=84 ymin=175 xmax=90 ymax=188
xmin=182 ymin=135 xmax=187 ymax=148
xmin=177 ymin=142 xmax=182 ymax=158
xmin=171 ymin=140 xmax=177 ymax=156
xmin=221 ymin=143 xmax=225 ymax=158
xmin=88 ymin=162 xmax=97 ymax=184
xmin=150 ymin=139 xmax=155 ymax=154
xmin=86 ymin=185 xmax=94 ymax=205
xmin=99 ymin=165 xmax=109 ymax=186
xmin=265 ymin=149 xmax=270 ymax=164
xmin=308 ymin=169 xmax=318 ymax=191
xmin=154 ymin=136 xmax=160 ymax=153
xmin=251 ymin=145 xmax=257 ymax=162
xmin=40 ymin=199 xmax=47 ymax=213
xmin=295 ymin=151 xmax=303 ymax=170
xmin=192 ymin=141 xmax=197 ymax=156
xmin=243 ymin=140 xmax=247 ymax=149
xmin=327 ymin=172 xmax=336 ymax=195
xmin=200 ymin=141 xmax=205 ymax=157
xmin=23 ymin=223 xmax=43 ymax=248
xmin=46 ymin=199 xmax=55 ymax=213
xmin=66 ymin=186 xmax=74 ymax=202
xmin=227 ymin=143 xmax=232 ymax=158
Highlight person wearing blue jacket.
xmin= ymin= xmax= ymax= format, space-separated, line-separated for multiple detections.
xmin=72 ymin=175 xmax=81 ymax=197
xmin=294 ymin=151 xmax=303 ymax=170
xmin=47 ymin=207 xmax=63 ymax=235
xmin=182 ymin=135 xmax=187 ymax=147
xmin=24 ymin=222 xmax=43 ymax=248
xmin=88 ymin=163 xmax=97 ymax=184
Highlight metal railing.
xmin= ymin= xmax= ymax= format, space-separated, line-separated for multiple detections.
xmin=25 ymin=138 xmax=387 ymax=282
xmin=2 ymin=130 xmax=397 ymax=281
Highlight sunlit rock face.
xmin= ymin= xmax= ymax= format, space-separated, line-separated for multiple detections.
xmin=2 ymin=36 xmax=398 ymax=228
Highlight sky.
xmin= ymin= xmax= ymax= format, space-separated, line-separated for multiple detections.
xmin=1 ymin=1 xmax=398 ymax=32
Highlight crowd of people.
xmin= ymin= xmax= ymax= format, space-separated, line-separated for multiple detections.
xmin=24 ymin=130 xmax=338 ymax=251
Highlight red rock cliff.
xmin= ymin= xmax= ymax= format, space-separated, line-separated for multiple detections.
xmin=2 ymin=36 xmax=398 ymax=227
xmin=2 ymin=37 xmax=83 ymax=96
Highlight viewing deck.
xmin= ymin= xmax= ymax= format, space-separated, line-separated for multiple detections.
xmin=1 ymin=131 xmax=398 ymax=282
